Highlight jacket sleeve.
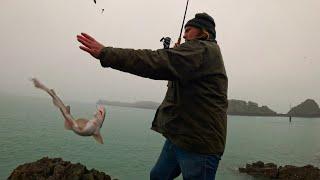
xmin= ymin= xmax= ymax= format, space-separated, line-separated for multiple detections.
xmin=98 ymin=40 xmax=205 ymax=81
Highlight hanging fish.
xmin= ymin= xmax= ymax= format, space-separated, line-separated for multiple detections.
xmin=31 ymin=78 xmax=106 ymax=144
xmin=93 ymin=0 xmax=96 ymax=4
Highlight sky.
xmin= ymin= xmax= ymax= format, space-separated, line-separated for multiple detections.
xmin=0 ymin=0 xmax=319 ymax=113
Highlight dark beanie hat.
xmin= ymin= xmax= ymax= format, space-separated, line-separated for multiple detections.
xmin=185 ymin=12 xmax=216 ymax=40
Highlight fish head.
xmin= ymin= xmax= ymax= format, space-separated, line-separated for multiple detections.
xmin=94 ymin=105 xmax=106 ymax=123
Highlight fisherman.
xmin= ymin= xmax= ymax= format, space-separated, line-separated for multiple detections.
xmin=77 ymin=12 xmax=228 ymax=180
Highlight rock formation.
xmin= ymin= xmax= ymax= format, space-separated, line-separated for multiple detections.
xmin=288 ymin=99 xmax=320 ymax=117
xmin=239 ymin=161 xmax=320 ymax=180
xmin=8 ymin=157 xmax=116 ymax=180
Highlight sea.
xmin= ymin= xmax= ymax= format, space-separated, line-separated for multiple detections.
xmin=1 ymin=93 xmax=320 ymax=180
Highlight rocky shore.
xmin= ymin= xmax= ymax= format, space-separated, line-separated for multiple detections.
xmin=8 ymin=157 xmax=116 ymax=180
xmin=239 ymin=161 xmax=320 ymax=180
xmin=7 ymin=157 xmax=320 ymax=180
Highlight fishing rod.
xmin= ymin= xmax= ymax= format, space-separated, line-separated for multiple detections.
xmin=160 ymin=0 xmax=190 ymax=49
xmin=177 ymin=0 xmax=190 ymax=45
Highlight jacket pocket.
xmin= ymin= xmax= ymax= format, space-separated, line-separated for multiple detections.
xmin=165 ymin=81 xmax=176 ymax=103
xmin=159 ymin=103 xmax=179 ymax=128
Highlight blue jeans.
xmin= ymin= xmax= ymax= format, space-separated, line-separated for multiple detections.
xmin=150 ymin=139 xmax=221 ymax=180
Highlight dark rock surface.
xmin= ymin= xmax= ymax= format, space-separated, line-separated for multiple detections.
xmin=239 ymin=161 xmax=320 ymax=180
xmin=8 ymin=157 xmax=116 ymax=180
xmin=288 ymin=99 xmax=320 ymax=117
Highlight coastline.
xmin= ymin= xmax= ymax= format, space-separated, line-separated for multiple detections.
xmin=97 ymin=100 xmax=320 ymax=118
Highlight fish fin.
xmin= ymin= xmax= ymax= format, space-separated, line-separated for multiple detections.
xmin=64 ymin=119 xmax=73 ymax=130
xmin=66 ymin=105 xmax=71 ymax=114
xmin=93 ymin=132 xmax=103 ymax=144
xmin=50 ymin=89 xmax=60 ymax=107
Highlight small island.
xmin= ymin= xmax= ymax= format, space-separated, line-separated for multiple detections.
xmin=287 ymin=99 xmax=320 ymax=118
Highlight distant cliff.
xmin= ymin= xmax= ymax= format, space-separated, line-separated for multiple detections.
xmin=288 ymin=99 xmax=320 ymax=117
xmin=227 ymin=99 xmax=277 ymax=116
xmin=97 ymin=99 xmax=278 ymax=116
xmin=97 ymin=100 xmax=160 ymax=110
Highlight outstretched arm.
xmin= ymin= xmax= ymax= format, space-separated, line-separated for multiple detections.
xmin=76 ymin=33 xmax=205 ymax=82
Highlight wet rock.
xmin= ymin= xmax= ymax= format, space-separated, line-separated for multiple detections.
xmin=239 ymin=161 xmax=320 ymax=179
xmin=278 ymin=164 xmax=320 ymax=180
xmin=8 ymin=157 xmax=115 ymax=180
xmin=239 ymin=161 xmax=278 ymax=178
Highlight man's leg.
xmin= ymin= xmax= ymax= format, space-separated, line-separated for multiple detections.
xmin=174 ymin=143 xmax=221 ymax=180
xmin=150 ymin=140 xmax=181 ymax=180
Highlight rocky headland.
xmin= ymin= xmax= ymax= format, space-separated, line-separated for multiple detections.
xmin=239 ymin=161 xmax=320 ymax=180
xmin=227 ymin=99 xmax=277 ymax=116
xmin=8 ymin=157 xmax=116 ymax=180
xmin=287 ymin=99 xmax=320 ymax=118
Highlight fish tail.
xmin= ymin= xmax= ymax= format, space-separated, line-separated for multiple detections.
xmin=93 ymin=131 xmax=103 ymax=144
xmin=31 ymin=78 xmax=44 ymax=89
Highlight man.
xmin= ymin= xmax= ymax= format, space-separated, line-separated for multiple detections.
xmin=77 ymin=12 xmax=228 ymax=180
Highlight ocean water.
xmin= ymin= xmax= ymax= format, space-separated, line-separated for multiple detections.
xmin=1 ymin=94 xmax=320 ymax=180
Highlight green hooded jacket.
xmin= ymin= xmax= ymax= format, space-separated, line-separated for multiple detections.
xmin=98 ymin=39 xmax=228 ymax=155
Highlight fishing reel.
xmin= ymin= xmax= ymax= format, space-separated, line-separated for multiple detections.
xmin=160 ymin=0 xmax=189 ymax=49
xmin=160 ymin=37 xmax=171 ymax=49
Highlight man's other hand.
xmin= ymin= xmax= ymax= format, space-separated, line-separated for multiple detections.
xmin=77 ymin=33 xmax=105 ymax=58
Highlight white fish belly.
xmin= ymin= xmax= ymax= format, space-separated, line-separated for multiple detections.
xmin=73 ymin=121 xmax=97 ymax=136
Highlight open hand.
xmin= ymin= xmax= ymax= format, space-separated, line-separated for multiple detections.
xmin=77 ymin=33 xmax=105 ymax=58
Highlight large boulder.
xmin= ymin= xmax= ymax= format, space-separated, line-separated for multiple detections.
xmin=239 ymin=161 xmax=278 ymax=178
xmin=8 ymin=157 xmax=115 ymax=180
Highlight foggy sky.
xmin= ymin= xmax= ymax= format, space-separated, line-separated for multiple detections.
xmin=0 ymin=0 xmax=319 ymax=113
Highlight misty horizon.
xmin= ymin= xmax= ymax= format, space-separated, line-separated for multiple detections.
xmin=1 ymin=0 xmax=319 ymax=114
